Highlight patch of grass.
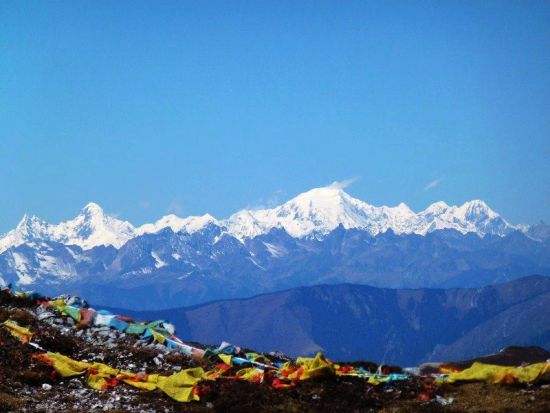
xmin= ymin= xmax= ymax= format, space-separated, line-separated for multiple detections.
xmin=0 ymin=391 xmax=25 ymax=412
xmin=10 ymin=309 xmax=36 ymax=327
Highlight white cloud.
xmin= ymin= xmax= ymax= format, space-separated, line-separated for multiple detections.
xmin=328 ymin=177 xmax=360 ymax=190
xmin=423 ymin=176 xmax=444 ymax=192
xmin=247 ymin=189 xmax=285 ymax=211
xmin=167 ymin=199 xmax=185 ymax=215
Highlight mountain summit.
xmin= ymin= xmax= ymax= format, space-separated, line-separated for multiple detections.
xmin=50 ymin=202 xmax=135 ymax=249
xmin=226 ymin=185 xmax=417 ymax=238
xmin=0 ymin=185 xmax=522 ymax=253
xmin=0 ymin=187 xmax=547 ymax=306
xmin=0 ymin=203 xmax=135 ymax=253
xmin=225 ymin=185 xmax=516 ymax=239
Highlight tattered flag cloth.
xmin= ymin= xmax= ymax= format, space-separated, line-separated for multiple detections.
xmin=35 ymin=352 xmax=204 ymax=402
xmin=1 ymin=320 xmax=33 ymax=344
xmin=5 ymin=288 xmax=550 ymax=404
xmin=441 ymin=361 xmax=550 ymax=384
xmin=2 ymin=319 xmax=550 ymax=404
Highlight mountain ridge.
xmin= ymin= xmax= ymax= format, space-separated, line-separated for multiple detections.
xmin=103 ymin=275 xmax=550 ymax=365
xmin=1 ymin=223 xmax=548 ymax=308
xmin=0 ymin=184 xmax=526 ymax=254
xmin=1 ymin=185 xmax=548 ymax=307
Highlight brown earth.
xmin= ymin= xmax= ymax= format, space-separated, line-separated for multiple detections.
xmin=1 ymin=291 xmax=549 ymax=413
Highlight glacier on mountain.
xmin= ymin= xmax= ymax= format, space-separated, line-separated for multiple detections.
xmin=0 ymin=203 xmax=134 ymax=254
xmin=0 ymin=184 xmax=524 ymax=254
xmin=224 ymin=185 xmax=516 ymax=239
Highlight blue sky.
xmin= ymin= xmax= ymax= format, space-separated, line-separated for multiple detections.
xmin=1 ymin=1 xmax=549 ymax=231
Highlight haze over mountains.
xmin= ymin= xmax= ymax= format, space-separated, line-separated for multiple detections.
xmin=111 ymin=275 xmax=550 ymax=366
xmin=1 ymin=185 xmax=549 ymax=309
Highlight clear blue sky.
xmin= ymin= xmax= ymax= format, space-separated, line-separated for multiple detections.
xmin=1 ymin=1 xmax=549 ymax=232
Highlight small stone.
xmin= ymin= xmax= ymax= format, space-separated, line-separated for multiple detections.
xmin=156 ymin=344 xmax=168 ymax=352
xmin=37 ymin=311 xmax=55 ymax=321
xmin=42 ymin=383 xmax=52 ymax=391
xmin=69 ymin=378 xmax=83 ymax=389
xmin=102 ymin=402 xmax=114 ymax=411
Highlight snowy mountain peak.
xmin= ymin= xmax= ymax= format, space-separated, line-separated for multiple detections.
xmin=225 ymin=186 xmax=518 ymax=239
xmin=136 ymin=213 xmax=219 ymax=236
xmin=0 ymin=203 xmax=135 ymax=253
xmin=460 ymin=200 xmax=498 ymax=219
xmin=51 ymin=204 xmax=135 ymax=250
xmin=227 ymin=185 xmax=384 ymax=238
xmin=395 ymin=202 xmax=414 ymax=214
xmin=282 ymin=185 xmax=365 ymax=217
xmin=0 ymin=187 xmax=525 ymax=255
xmin=82 ymin=202 xmax=104 ymax=217
xmin=16 ymin=214 xmax=48 ymax=233
xmin=425 ymin=201 xmax=449 ymax=213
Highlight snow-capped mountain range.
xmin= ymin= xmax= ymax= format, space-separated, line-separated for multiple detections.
xmin=0 ymin=203 xmax=135 ymax=253
xmin=1 ymin=184 xmax=548 ymax=309
xmin=0 ymin=184 xmax=522 ymax=253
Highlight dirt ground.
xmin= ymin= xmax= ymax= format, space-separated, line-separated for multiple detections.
xmin=1 ymin=290 xmax=549 ymax=413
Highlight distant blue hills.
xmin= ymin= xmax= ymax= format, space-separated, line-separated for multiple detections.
xmin=1 ymin=190 xmax=549 ymax=365
xmin=109 ymin=275 xmax=550 ymax=366
xmin=1 ymin=224 xmax=549 ymax=310
xmin=1 ymin=187 xmax=549 ymax=310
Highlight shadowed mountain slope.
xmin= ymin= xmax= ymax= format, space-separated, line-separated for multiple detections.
xmin=111 ymin=275 xmax=550 ymax=366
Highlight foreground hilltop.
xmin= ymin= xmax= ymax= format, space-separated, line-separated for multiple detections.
xmin=1 ymin=288 xmax=550 ymax=412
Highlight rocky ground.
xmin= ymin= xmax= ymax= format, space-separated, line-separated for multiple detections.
xmin=1 ymin=291 xmax=549 ymax=413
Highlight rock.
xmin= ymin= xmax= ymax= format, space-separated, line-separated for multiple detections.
xmin=37 ymin=311 xmax=55 ymax=321
xmin=155 ymin=344 xmax=168 ymax=353
xmin=435 ymin=395 xmax=454 ymax=406
xmin=68 ymin=378 xmax=83 ymax=389
xmin=42 ymin=383 xmax=52 ymax=391
xmin=153 ymin=357 xmax=162 ymax=367
xmin=102 ymin=402 xmax=114 ymax=411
